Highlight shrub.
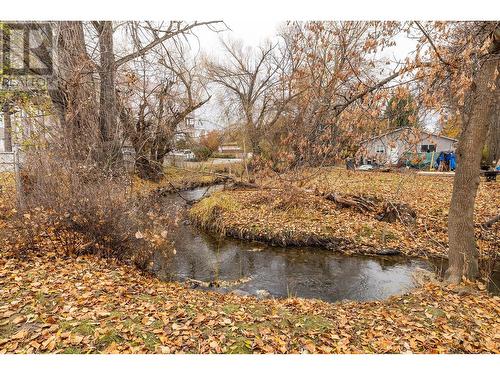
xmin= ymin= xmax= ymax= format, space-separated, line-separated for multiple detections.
xmin=192 ymin=145 xmax=213 ymax=161
xmin=11 ymin=150 xmax=176 ymax=269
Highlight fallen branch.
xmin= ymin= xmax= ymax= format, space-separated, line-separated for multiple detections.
xmin=323 ymin=193 xmax=377 ymax=213
xmin=482 ymin=214 xmax=500 ymax=228
xmin=224 ymin=180 xmax=260 ymax=190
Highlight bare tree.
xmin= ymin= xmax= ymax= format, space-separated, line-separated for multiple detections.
xmin=33 ymin=21 xmax=222 ymax=170
xmin=119 ymin=45 xmax=210 ymax=181
xmin=206 ymin=39 xmax=293 ymax=155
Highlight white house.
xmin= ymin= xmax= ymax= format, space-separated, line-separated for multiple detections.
xmin=218 ymin=143 xmax=242 ymax=154
xmin=175 ymin=116 xmax=207 ymax=142
xmin=357 ymin=127 xmax=457 ymax=165
xmin=0 ymin=108 xmax=50 ymax=171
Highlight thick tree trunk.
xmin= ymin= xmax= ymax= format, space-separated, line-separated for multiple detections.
xmin=247 ymin=123 xmax=262 ymax=155
xmin=135 ymin=137 xmax=171 ymax=182
xmin=96 ymin=21 xmax=121 ymax=170
xmin=135 ymin=154 xmax=163 ymax=182
xmin=2 ymin=102 xmax=13 ymax=152
xmin=45 ymin=21 xmax=99 ymax=158
xmin=97 ymin=21 xmax=117 ymax=144
xmin=445 ymin=57 xmax=499 ymax=283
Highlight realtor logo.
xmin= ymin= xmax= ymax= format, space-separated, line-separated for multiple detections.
xmin=1 ymin=22 xmax=53 ymax=76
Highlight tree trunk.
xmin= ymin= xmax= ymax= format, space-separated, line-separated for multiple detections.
xmin=2 ymin=102 xmax=13 ymax=152
xmin=445 ymin=57 xmax=499 ymax=283
xmin=485 ymin=90 xmax=499 ymax=165
xmin=97 ymin=21 xmax=117 ymax=144
xmin=45 ymin=21 xmax=99 ymax=158
xmin=135 ymin=154 xmax=163 ymax=182
xmin=96 ymin=21 xmax=121 ymax=169
xmin=247 ymin=123 xmax=262 ymax=155
xmin=135 ymin=135 xmax=171 ymax=182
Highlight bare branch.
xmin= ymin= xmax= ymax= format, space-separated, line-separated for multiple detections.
xmin=115 ymin=21 xmax=223 ymax=67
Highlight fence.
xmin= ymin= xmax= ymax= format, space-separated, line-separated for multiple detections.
xmin=0 ymin=152 xmax=15 ymax=172
xmin=0 ymin=147 xmax=26 ymax=210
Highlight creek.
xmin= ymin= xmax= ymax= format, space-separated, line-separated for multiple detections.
xmin=150 ymin=186 xmax=498 ymax=302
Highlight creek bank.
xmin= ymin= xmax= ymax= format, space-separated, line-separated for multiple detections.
xmin=188 ymin=189 xmax=435 ymax=258
xmin=150 ymin=186 xmax=453 ymax=302
xmin=188 ymin=185 xmax=498 ymax=265
xmin=153 ymin=176 xmax=229 ymax=197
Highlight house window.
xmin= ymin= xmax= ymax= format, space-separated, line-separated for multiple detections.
xmin=376 ymin=145 xmax=385 ymax=153
xmin=185 ymin=117 xmax=195 ymax=127
xmin=420 ymin=144 xmax=436 ymax=153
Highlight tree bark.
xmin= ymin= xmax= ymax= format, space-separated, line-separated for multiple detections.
xmin=97 ymin=21 xmax=117 ymax=144
xmin=135 ymin=154 xmax=163 ymax=182
xmin=2 ymin=102 xmax=13 ymax=152
xmin=485 ymin=89 xmax=499 ymax=165
xmin=43 ymin=21 xmax=99 ymax=158
xmin=94 ymin=21 xmax=122 ymax=169
xmin=445 ymin=56 xmax=499 ymax=283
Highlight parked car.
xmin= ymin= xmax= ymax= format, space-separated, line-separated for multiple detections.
xmin=182 ymin=149 xmax=196 ymax=161
xmin=170 ymin=149 xmax=196 ymax=161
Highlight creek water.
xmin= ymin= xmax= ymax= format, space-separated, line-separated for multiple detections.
xmin=150 ymin=186 xmax=498 ymax=303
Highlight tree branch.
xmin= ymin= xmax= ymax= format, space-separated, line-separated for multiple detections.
xmin=115 ymin=21 xmax=223 ymax=67
xmin=415 ymin=21 xmax=455 ymax=69
xmin=333 ymin=68 xmax=405 ymax=115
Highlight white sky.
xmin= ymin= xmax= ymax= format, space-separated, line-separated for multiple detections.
xmin=193 ymin=20 xmax=417 ymax=59
xmin=203 ymin=19 xmax=281 ymax=48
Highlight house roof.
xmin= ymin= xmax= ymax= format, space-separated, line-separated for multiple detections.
xmin=360 ymin=127 xmax=458 ymax=144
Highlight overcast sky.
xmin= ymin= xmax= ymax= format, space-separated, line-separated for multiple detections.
xmin=194 ymin=19 xmax=282 ymax=51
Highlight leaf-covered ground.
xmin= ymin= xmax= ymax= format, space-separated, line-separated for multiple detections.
xmin=0 ymin=169 xmax=499 ymax=354
xmin=0 ymin=250 xmax=499 ymax=354
xmin=190 ymin=168 xmax=499 ymax=259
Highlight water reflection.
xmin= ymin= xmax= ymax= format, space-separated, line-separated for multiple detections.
xmin=151 ymin=186 xmax=498 ymax=302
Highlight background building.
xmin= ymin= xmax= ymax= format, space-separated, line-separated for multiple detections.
xmin=358 ymin=127 xmax=457 ymax=166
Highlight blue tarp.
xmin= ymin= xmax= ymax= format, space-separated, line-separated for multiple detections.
xmin=449 ymin=153 xmax=456 ymax=170
xmin=435 ymin=151 xmax=456 ymax=171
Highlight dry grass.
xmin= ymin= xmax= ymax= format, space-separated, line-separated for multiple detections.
xmin=190 ymin=168 xmax=500 ymax=260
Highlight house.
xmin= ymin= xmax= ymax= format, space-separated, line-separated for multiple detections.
xmin=175 ymin=116 xmax=207 ymax=142
xmin=176 ymin=116 xmax=196 ymax=140
xmin=0 ymin=107 xmax=51 ymax=171
xmin=218 ymin=142 xmax=242 ymax=154
xmin=0 ymin=113 xmax=7 ymax=152
xmin=357 ymin=127 xmax=458 ymax=166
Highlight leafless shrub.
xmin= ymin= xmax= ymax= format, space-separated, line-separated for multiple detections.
xmin=13 ymin=149 xmax=176 ymax=269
